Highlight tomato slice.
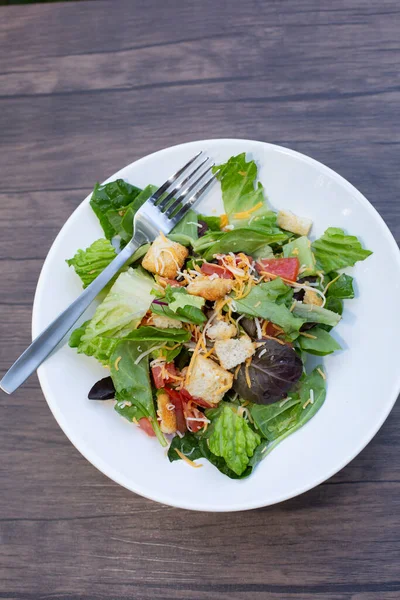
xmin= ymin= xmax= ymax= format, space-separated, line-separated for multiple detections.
xmin=200 ymin=262 xmax=233 ymax=279
xmin=151 ymin=363 xmax=178 ymax=389
xmin=138 ymin=417 xmax=156 ymax=437
xmin=255 ymin=257 xmax=300 ymax=282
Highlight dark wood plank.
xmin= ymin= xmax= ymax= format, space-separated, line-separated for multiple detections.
xmin=0 ymin=1 xmax=399 ymax=599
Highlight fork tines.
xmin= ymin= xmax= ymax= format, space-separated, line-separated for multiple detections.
xmin=151 ymin=152 xmax=216 ymax=222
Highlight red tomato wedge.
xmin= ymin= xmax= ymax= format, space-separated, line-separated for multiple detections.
xmin=200 ymin=262 xmax=233 ymax=279
xmin=151 ymin=363 xmax=178 ymax=389
xmin=255 ymin=257 xmax=300 ymax=282
xmin=138 ymin=417 xmax=156 ymax=437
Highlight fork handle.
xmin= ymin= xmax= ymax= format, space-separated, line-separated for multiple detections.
xmin=0 ymin=239 xmax=140 ymax=395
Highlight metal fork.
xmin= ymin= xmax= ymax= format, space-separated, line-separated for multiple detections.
xmin=0 ymin=152 xmax=215 ymax=394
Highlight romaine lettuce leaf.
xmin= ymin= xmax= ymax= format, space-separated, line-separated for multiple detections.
xmin=170 ymin=209 xmax=199 ymax=240
xmin=312 ymin=228 xmax=372 ymax=273
xmin=159 ymin=286 xmax=206 ymax=325
xmin=66 ymin=239 xmax=117 ymax=288
xmin=124 ymin=325 xmax=190 ymax=343
xmin=291 ymin=301 xmax=341 ymax=327
xmin=113 ymin=185 xmax=157 ymax=244
xmin=69 ymin=320 xmax=119 ymax=364
xmin=233 ymin=279 xmax=304 ymax=337
xmin=75 ymin=268 xmax=155 ymax=357
xmin=90 ymin=179 xmax=141 ymax=240
xmin=193 ymin=227 xmax=288 ymax=261
xmin=206 ymin=404 xmax=261 ymax=476
xmin=283 ymin=235 xmax=317 ymax=278
xmin=213 ymin=153 xmax=271 ymax=227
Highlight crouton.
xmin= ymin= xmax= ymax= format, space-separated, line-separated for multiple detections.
xmin=142 ymin=234 xmax=188 ymax=279
xmin=150 ymin=314 xmax=183 ymax=329
xmin=206 ymin=320 xmax=237 ymax=340
xmin=214 ymin=336 xmax=256 ymax=370
xmin=303 ymin=288 xmax=323 ymax=307
xmin=185 ymin=355 xmax=233 ymax=405
xmin=157 ymin=391 xmax=177 ymax=434
xmin=277 ymin=210 xmax=312 ymax=236
xmin=187 ymin=277 xmax=233 ymax=301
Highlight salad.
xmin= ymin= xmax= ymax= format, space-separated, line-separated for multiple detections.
xmin=67 ymin=153 xmax=372 ymax=479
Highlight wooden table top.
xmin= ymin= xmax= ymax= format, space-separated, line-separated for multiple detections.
xmin=1 ymin=1 xmax=399 ymax=598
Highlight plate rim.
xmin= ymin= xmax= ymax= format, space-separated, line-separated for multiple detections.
xmin=32 ymin=138 xmax=400 ymax=511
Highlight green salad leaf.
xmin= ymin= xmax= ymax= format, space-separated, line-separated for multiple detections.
xmin=115 ymin=185 xmax=158 ymax=244
xmin=213 ymin=153 xmax=271 ymax=226
xmin=69 ymin=268 xmax=155 ymax=362
xmin=124 ymin=325 xmax=190 ymax=344
xmin=291 ymin=301 xmax=341 ymax=327
xmin=326 ymin=272 xmax=355 ymax=299
xmin=66 ymin=239 xmax=118 ymax=288
xmin=110 ymin=340 xmax=167 ymax=446
xmin=283 ymin=235 xmax=317 ymax=278
xmin=206 ymin=404 xmax=261 ymax=476
xmin=250 ymin=367 xmax=326 ymax=454
xmin=154 ymin=286 xmax=207 ymax=325
xmin=69 ymin=320 xmax=119 ymax=364
xmin=90 ymin=179 xmax=141 ymax=240
xmin=250 ymin=397 xmax=303 ymax=441
xmin=168 ymin=432 xmax=253 ymax=479
xmin=193 ymin=227 xmax=288 ymax=261
xmin=298 ymin=327 xmax=342 ymax=356
xmin=170 ymin=209 xmax=199 ymax=240
xmin=234 ymin=279 xmax=304 ymax=338
xmin=168 ymin=432 xmax=204 ymax=463
xmin=312 ymin=228 xmax=372 ymax=273
xmin=197 ymin=214 xmax=222 ymax=231
xmin=324 ymin=297 xmax=343 ymax=316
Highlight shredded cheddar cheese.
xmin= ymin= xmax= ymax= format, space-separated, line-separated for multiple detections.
xmin=220 ymin=214 xmax=229 ymax=228
xmin=114 ymin=356 xmax=122 ymax=371
xmin=323 ymin=273 xmax=341 ymax=294
xmin=175 ymin=448 xmax=203 ymax=468
xmin=245 ymin=357 xmax=252 ymax=388
xmin=233 ymin=201 xmax=264 ymax=220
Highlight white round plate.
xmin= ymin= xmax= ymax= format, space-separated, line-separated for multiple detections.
xmin=32 ymin=139 xmax=400 ymax=511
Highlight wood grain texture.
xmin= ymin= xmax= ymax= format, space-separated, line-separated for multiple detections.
xmin=0 ymin=1 xmax=399 ymax=599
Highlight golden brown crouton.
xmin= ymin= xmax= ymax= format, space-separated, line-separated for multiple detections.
xmin=277 ymin=210 xmax=312 ymax=236
xmin=214 ymin=336 xmax=256 ymax=370
xmin=185 ymin=355 xmax=233 ymax=405
xmin=206 ymin=319 xmax=237 ymax=340
xmin=187 ymin=277 xmax=233 ymax=301
xmin=142 ymin=234 xmax=188 ymax=279
xmin=303 ymin=289 xmax=323 ymax=307
xmin=157 ymin=391 xmax=177 ymax=434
